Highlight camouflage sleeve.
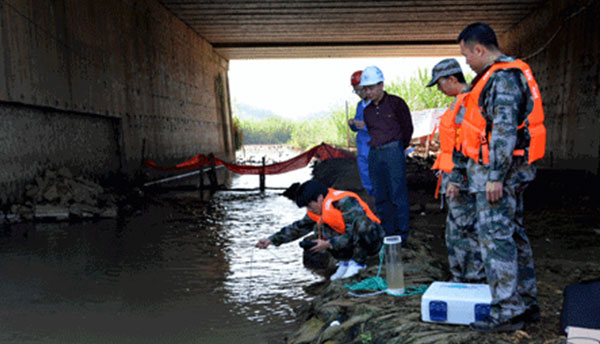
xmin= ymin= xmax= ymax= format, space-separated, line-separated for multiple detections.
xmin=328 ymin=196 xmax=369 ymax=252
xmin=448 ymin=152 xmax=469 ymax=186
xmin=483 ymin=70 xmax=524 ymax=183
xmin=268 ymin=214 xmax=315 ymax=246
xmin=448 ymin=106 xmax=468 ymax=186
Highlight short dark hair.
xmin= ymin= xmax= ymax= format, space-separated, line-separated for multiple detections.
xmin=446 ymin=72 xmax=466 ymax=84
xmin=295 ymin=180 xmax=328 ymax=208
xmin=457 ymin=22 xmax=499 ymax=50
xmin=282 ymin=182 xmax=301 ymax=201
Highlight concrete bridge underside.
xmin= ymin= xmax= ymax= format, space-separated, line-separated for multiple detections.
xmin=0 ymin=0 xmax=598 ymax=205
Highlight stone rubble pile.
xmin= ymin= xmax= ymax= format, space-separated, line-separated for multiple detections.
xmin=1 ymin=167 xmax=120 ymax=224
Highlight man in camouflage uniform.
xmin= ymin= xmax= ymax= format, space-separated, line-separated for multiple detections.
xmin=458 ymin=22 xmax=540 ymax=332
xmin=426 ymin=58 xmax=485 ymax=284
xmin=255 ymin=179 xmax=385 ymax=280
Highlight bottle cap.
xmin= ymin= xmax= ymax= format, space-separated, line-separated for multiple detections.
xmin=383 ymin=235 xmax=402 ymax=245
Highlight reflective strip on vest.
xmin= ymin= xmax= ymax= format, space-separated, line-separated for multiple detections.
xmin=461 ymin=59 xmax=546 ymax=165
xmin=306 ymin=188 xmax=380 ymax=235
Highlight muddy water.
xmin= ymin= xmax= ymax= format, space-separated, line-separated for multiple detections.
xmin=0 ymin=167 xmax=321 ymax=343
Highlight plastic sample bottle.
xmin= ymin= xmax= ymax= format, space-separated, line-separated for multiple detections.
xmin=384 ymin=235 xmax=405 ymax=294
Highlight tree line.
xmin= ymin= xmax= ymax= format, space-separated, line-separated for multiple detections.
xmin=233 ymin=68 xmax=470 ymax=149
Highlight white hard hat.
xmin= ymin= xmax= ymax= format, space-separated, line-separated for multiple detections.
xmin=359 ymin=66 xmax=384 ymax=86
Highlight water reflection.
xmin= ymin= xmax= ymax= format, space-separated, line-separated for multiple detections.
xmin=0 ymin=167 xmax=319 ymax=343
xmin=220 ymin=167 xmax=320 ymax=323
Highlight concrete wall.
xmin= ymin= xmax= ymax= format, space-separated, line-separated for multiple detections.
xmin=0 ymin=0 xmax=234 ymax=204
xmin=500 ymin=0 xmax=600 ymax=174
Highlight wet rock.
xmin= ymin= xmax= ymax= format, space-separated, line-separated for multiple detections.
xmin=35 ymin=175 xmax=46 ymax=191
xmin=43 ymin=184 xmax=59 ymax=202
xmin=44 ymin=169 xmax=57 ymax=181
xmin=57 ymin=167 xmax=73 ymax=179
xmin=69 ymin=203 xmax=101 ymax=218
xmin=34 ymin=204 xmax=69 ymax=220
xmin=67 ymin=179 xmax=95 ymax=205
xmin=293 ymin=317 xmax=326 ymax=344
xmin=100 ymin=206 xmax=118 ymax=218
xmin=424 ymin=202 xmax=441 ymax=212
xmin=7 ymin=167 xmax=124 ymax=224
xmin=25 ymin=185 xmax=39 ymax=198
xmin=409 ymin=204 xmax=423 ymax=212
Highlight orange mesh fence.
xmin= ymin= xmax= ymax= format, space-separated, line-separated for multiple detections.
xmin=143 ymin=142 xmax=353 ymax=175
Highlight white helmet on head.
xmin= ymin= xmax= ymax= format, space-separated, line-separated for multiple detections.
xmin=359 ymin=66 xmax=384 ymax=86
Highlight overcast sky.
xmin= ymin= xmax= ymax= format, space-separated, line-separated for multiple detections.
xmin=228 ymin=57 xmax=471 ymax=120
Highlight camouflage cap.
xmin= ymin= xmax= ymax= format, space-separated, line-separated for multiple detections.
xmin=426 ymin=58 xmax=463 ymax=87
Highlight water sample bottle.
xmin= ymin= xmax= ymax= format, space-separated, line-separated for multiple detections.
xmin=384 ymin=235 xmax=405 ymax=294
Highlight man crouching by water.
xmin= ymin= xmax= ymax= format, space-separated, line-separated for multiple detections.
xmin=255 ymin=179 xmax=385 ymax=280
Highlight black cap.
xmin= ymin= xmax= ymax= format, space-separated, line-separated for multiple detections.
xmin=295 ymin=180 xmax=328 ymax=208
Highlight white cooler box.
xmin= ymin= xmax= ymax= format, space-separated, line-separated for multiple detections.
xmin=421 ymin=282 xmax=492 ymax=325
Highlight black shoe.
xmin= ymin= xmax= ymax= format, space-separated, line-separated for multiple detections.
xmin=520 ymin=305 xmax=541 ymax=322
xmin=470 ymin=316 xmax=524 ymax=333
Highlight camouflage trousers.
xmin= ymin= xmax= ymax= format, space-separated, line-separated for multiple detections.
xmin=445 ymin=191 xmax=485 ymax=283
xmin=329 ymin=222 xmax=385 ymax=265
xmin=475 ymin=183 xmax=538 ymax=321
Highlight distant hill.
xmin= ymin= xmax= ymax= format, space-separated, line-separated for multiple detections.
xmin=298 ymin=110 xmax=329 ymax=121
xmin=233 ymin=101 xmax=331 ymax=122
xmin=233 ymin=102 xmax=277 ymax=120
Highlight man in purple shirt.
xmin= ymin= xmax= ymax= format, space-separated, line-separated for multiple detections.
xmin=360 ymin=66 xmax=413 ymax=242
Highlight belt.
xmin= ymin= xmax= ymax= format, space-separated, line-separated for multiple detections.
xmin=371 ymin=141 xmax=401 ymax=150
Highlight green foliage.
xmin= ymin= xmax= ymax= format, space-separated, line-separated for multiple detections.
xmin=232 ymin=117 xmax=244 ymax=151
xmin=234 ymin=67 xmax=474 ymax=150
xmin=235 ymin=106 xmax=355 ymax=149
xmin=237 ymin=116 xmax=294 ymax=144
xmin=288 ymin=116 xmax=345 ymax=149
xmin=360 ymin=331 xmax=373 ymax=344
xmin=385 ymin=68 xmax=474 ymax=111
xmin=385 ymin=68 xmax=452 ymax=111
xmin=330 ymin=105 xmax=356 ymax=146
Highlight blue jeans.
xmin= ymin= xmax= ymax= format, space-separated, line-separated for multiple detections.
xmin=368 ymin=141 xmax=410 ymax=240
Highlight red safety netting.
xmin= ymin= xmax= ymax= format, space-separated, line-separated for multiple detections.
xmin=144 ymin=142 xmax=353 ymax=175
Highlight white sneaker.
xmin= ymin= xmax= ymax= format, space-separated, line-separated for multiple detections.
xmin=330 ymin=260 xmax=349 ymax=280
xmin=341 ymin=260 xmax=366 ymax=279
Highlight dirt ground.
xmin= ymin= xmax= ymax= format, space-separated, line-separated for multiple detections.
xmin=291 ymin=153 xmax=600 ymax=344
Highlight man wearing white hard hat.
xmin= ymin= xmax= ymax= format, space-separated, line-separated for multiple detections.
xmin=360 ymin=66 xmax=413 ymax=243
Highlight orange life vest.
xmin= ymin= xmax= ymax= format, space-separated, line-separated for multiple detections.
xmin=431 ymin=92 xmax=469 ymax=199
xmin=432 ymin=92 xmax=469 ymax=173
xmin=306 ymin=188 xmax=380 ymax=235
xmin=461 ymin=59 xmax=546 ymax=165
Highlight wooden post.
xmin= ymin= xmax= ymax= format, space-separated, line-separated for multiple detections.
xmin=208 ymin=154 xmax=218 ymax=194
xmin=199 ymin=166 xmax=205 ymax=200
xmin=259 ymin=156 xmax=266 ymax=193
xmin=345 ymin=100 xmax=350 ymax=149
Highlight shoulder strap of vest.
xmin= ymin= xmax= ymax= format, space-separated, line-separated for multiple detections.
xmin=455 ymin=92 xmax=469 ymax=105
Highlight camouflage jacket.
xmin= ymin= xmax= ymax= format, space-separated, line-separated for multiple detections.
xmin=467 ymin=55 xmax=537 ymax=193
xmin=269 ymin=196 xmax=378 ymax=252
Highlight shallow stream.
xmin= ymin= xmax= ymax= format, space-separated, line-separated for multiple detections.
xmin=0 ymin=166 xmax=320 ymax=343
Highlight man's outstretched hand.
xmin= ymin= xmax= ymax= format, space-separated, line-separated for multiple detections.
xmin=255 ymin=238 xmax=272 ymax=249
